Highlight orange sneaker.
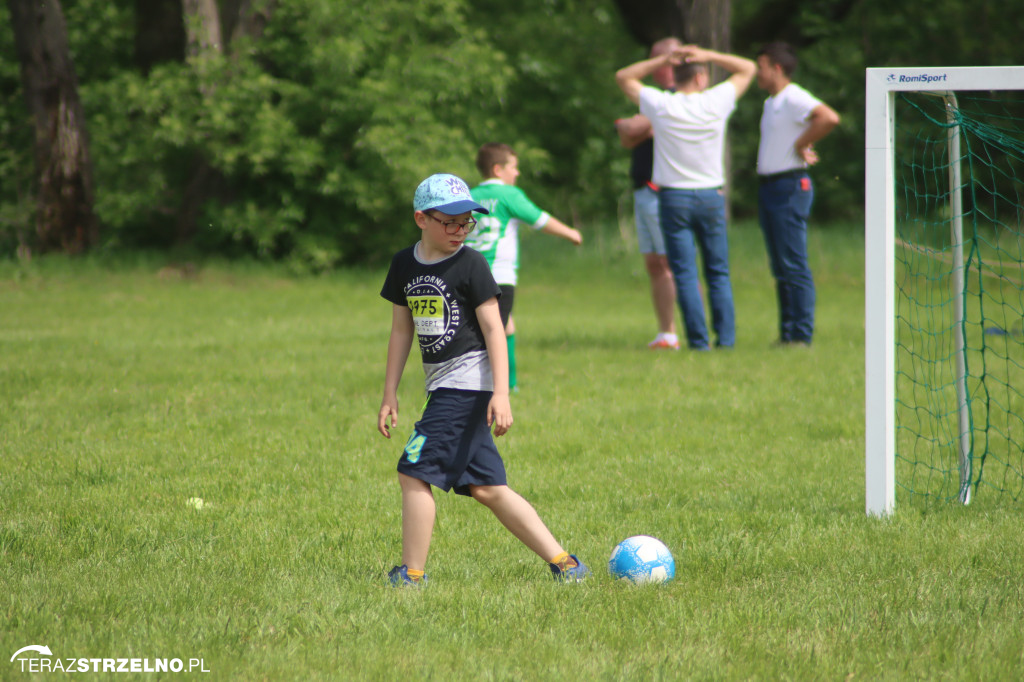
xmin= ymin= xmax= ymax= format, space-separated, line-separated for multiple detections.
xmin=648 ymin=336 xmax=680 ymax=350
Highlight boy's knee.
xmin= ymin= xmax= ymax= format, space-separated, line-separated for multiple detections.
xmin=470 ymin=484 xmax=507 ymax=506
xmin=399 ymin=472 xmax=430 ymax=492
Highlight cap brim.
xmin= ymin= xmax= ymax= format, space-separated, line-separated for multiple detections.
xmin=429 ymin=199 xmax=489 ymax=215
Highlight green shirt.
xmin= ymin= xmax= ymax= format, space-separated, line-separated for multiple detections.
xmin=466 ymin=180 xmax=550 ymax=286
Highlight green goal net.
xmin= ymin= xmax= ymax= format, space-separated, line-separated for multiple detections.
xmin=892 ymin=87 xmax=1024 ymax=506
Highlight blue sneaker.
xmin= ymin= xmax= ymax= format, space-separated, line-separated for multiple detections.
xmin=388 ymin=565 xmax=427 ymax=587
xmin=549 ymin=555 xmax=590 ymax=583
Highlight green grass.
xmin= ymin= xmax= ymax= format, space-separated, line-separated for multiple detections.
xmin=2 ymin=221 xmax=1022 ymax=681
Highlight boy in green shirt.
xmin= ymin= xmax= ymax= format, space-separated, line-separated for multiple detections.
xmin=466 ymin=143 xmax=583 ymax=390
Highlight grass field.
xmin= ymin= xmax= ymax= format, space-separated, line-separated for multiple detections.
xmin=2 ymin=220 xmax=1023 ymax=681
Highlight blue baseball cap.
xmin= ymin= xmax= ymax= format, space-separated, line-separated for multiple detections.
xmin=413 ymin=173 xmax=489 ymax=215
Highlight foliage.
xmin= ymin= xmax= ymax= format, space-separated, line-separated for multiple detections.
xmin=462 ymin=0 xmax=642 ymax=222
xmin=1 ymin=0 xmax=1023 ymax=263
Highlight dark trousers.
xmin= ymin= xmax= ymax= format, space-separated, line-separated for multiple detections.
xmin=758 ymin=172 xmax=816 ymax=343
xmin=658 ymin=187 xmax=735 ymax=349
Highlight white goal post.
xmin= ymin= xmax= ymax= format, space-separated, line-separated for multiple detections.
xmin=864 ymin=66 xmax=1024 ymax=517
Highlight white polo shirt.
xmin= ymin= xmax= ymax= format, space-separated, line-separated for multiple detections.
xmin=757 ymin=82 xmax=822 ymax=176
xmin=639 ymin=81 xmax=737 ymax=189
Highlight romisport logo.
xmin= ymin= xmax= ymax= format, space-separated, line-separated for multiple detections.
xmin=10 ymin=644 xmax=210 ymax=674
xmin=887 ymin=72 xmax=949 ymax=84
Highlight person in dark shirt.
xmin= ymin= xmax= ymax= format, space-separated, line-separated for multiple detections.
xmin=614 ymin=37 xmax=682 ymax=350
xmin=377 ymin=173 xmax=590 ymax=586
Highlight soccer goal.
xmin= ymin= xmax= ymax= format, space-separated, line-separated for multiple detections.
xmin=865 ymin=66 xmax=1024 ymax=516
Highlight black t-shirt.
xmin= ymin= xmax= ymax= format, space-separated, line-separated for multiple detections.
xmin=381 ymin=244 xmax=501 ymax=389
xmin=630 ymin=137 xmax=655 ymax=189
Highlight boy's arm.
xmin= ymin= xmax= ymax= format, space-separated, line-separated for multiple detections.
xmin=795 ymin=102 xmax=841 ymax=165
xmin=477 ymin=297 xmax=513 ymax=437
xmin=540 ymin=216 xmax=583 ymax=246
xmin=378 ymin=304 xmax=415 ymax=439
xmin=615 ymin=114 xmax=653 ymax=149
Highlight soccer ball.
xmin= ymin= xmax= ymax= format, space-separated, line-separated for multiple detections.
xmin=608 ymin=535 xmax=675 ymax=584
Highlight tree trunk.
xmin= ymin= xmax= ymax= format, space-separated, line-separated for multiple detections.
xmin=7 ymin=0 xmax=97 ymax=255
xmin=176 ymin=0 xmax=276 ymax=244
xmin=134 ymin=0 xmax=186 ymax=75
xmin=612 ymin=0 xmax=729 ymax=53
xmin=677 ymin=0 xmax=731 ymax=75
xmin=176 ymin=0 xmax=223 ymax=243
xmin=183 ymin=0 xmax=224 ymax=60
xmin=223 ymin=0 xmax=276 ymax=49
xmin=676 ymin=0 xmax=733 ymax=218
xmin=675 ymin=0 xmax=732 ymax=217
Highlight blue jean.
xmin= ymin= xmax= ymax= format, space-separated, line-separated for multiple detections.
xmin=658 ymin=187 xmax=734 ymax=349
xmin=633 ymin=185 xmax=667 ymax=255
xmin=758 ymin=172 xmax=815 ymax=343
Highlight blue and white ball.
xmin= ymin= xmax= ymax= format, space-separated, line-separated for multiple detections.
xmin=608 ymin=535 xmax=675 ymax=584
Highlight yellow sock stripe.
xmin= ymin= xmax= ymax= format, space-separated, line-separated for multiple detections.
xmin=549 ymin=551 xmax=569 ymax=566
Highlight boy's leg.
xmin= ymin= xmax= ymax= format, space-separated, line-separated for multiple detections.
xmin=469 ymin=484 xmax=562 ymax=561
xmin=399 ymin=472 xmax=435 ymax=571
xmin=506 ymin=314 xmax=517 ymax=391
xmin=644 ymin=253 xmax=677 ymax=337
xmin=506 ymin=333 xmax=516 ymax=390
xmin=659 ymin=188 xmax=710 ymax=350
xmin=498 ymin=287 xmax=517 ymax=390
xmin=693 ymin=189 xmax=734 ymax=348
xmin=635 ymin=185 xmax=677 ymax=341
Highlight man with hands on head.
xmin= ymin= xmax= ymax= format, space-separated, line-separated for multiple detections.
xmin=616 ymin=44 xmax=756 ymax=351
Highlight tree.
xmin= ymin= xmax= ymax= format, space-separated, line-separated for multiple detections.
xmin=7 ymin=0 xmax=96 ymax=254
xmin=732 ymin=0 xmax=861 ymax=49
xmin=176 ymin=0 xmax=277 ymax=243
xmin=6 ymin=0 xmax=1019 ymax=264
xmin=611 ymin=0 xmax=734 ymax=205
xmin=613 ymin=0 xmax=730 ymax=51
xmin=177 ymin=0 xmax=225 ymax=243
xmin=134 ymin=0 xmax=185 ymax=75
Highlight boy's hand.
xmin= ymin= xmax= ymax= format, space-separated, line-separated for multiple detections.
xmin=798 ymin=143 xmax=820 ymax=165
xmin=487 ymin=393 xmax=513 ymax=437
xmin=542 ymin=218 xmax=583 ymax=246
xmin=378 ymin=399 xmax=399 ymax=438
xmin=676 ymin=44 xmax=715 ymax=64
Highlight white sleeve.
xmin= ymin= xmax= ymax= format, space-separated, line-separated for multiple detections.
xmin=787 ymin=85 xmax=823 ymax=122
xmin=638 ymin=86 xmax=663 ymax=120
xmin=706 ymin=81 xmax=737 ymax=118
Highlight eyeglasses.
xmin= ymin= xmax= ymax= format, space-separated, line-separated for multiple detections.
xmin=422 ymin=212 xmax=477 ymax=235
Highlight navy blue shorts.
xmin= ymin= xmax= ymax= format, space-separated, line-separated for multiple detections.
xmin=498 ymin=285 xmax=515 ymax=328
xmin=398 ymin=388 xmax=507 ymax=496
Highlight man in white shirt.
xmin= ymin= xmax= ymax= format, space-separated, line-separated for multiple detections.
xmin=616 ymin=44 xmax=756 ymax=350
xmin=755 ymin=41 xmax=840 ymax=347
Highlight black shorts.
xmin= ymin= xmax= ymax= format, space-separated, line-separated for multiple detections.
xmin=398 ymin=388 xmax=507 ymax=496
xmin=498 ymin=285 xmax=515 ymax=328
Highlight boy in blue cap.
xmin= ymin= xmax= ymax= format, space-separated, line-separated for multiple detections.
xmin=377 ymin=173 xmax=589 ymax=586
